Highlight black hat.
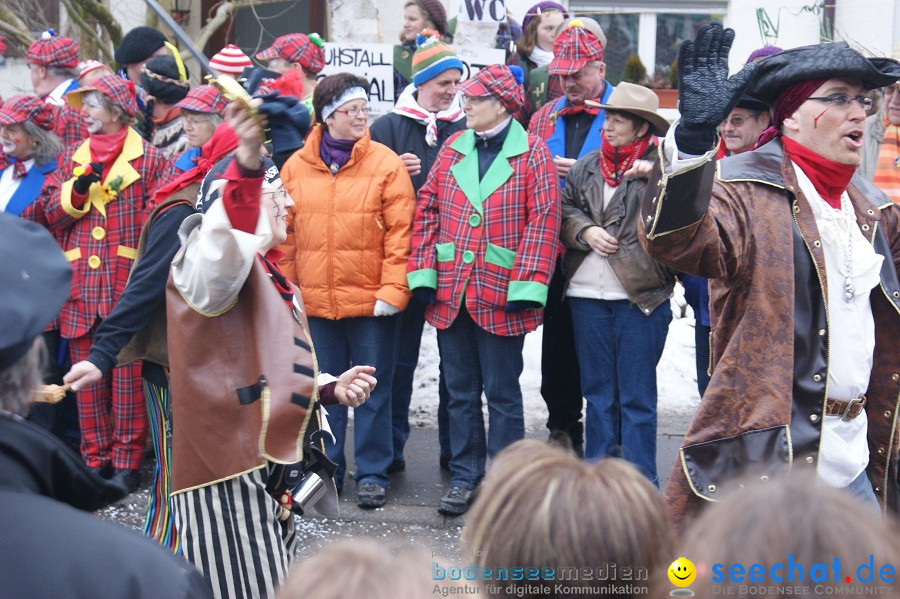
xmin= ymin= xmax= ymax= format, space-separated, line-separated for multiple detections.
xmin=114 ymin=26 xmax=168 ymax=65
xmin=747 ymin=41 xmax=900 ymax=105
xmin=0 ymin=214 xmax=71 ymax=370
xmin=735 ymin=94 xmax=770 ymax=112
xmin=140 ymin=56 xmax=190 ymax=105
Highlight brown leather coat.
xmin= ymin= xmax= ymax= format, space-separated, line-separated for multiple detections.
xmin=640 ymin=138 xmax=900 ymax=527
xmin=560 ymin=147 xmax=674 ymax=313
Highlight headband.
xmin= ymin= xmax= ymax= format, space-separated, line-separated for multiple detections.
xmin=321 ymin=87 xmax=368 ymax=121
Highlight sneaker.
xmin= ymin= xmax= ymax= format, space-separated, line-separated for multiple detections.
xmin=387 ymin=458 xmax=406 ymax=474
xmin=357 ymin=482 xmax=386 ymax=509
xmin=438 ymin=485 xmax=475 ymax=516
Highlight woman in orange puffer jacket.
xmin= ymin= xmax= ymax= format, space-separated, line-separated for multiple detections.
xmin=278 ymin=73 xmax=416 ymax=510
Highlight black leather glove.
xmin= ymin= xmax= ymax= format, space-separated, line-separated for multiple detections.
xmin=505 ymin=300 xmax=541 ymax=313
xmin=412 ymin=288 xmax=436 ymax=305
xmin=675 ymin=22 xmax=757 ymax=154
xmin=73 ymin=161 xmax=103 ymax=195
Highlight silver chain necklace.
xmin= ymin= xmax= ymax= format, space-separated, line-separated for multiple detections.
xmin=825 ymin=195 xmax=857 ymax=303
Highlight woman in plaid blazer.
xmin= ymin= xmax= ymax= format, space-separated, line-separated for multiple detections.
xmin=407 ymin=65 xmax=560 ymax=516
xmin=43 ymin=74 xmax=171 ymax=491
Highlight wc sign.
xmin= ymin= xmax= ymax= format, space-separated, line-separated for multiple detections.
xmin=459 ymin=0 xmax=506 ymax=22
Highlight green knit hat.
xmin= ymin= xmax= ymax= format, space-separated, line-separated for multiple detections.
xmin=411 ymin=30 xmax=464 ymax=86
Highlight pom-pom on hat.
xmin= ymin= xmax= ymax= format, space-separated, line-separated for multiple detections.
xmin=27 ymin=29 xmax=80 ymax=70
xmin=256 ymin=33 xmax=326 ymax=74
xmin=459 ymin=64 xmax=525 ymax=116
xmin=176 ymin=85 xmax=227 ymax=115
xmin=67 ymin=73 xmax=139 ymax=118
xmin=411 ymin=30 xmax=464 ymax=87
xmin=549 ymin=19 xmax=605 ymax=76
xmin=0 ymin=95 xmax=56 ymax=130
xmin=114 ymin=26 xmax=168 ymax=65
xmin=209 ymin=44 xmax=254 ymax=75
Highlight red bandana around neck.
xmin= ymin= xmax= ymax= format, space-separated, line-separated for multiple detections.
xmin=155 ymin=124 xmax=239 ymax=201
xmin=782 ymin=136 xmax=856 ymax=209
xmin=0 ymin=154 xmax=28 ymax=179
xmin=556 ymin=100 xmax=601 ymax=119
xmin=88 ymin=126 xmax=130 ymax=179
xmin=599 ymin=130 xmax=651 ymax=187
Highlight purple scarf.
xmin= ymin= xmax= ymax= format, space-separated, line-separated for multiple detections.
xmin=319 ymin=129 xmax=357 ymax=174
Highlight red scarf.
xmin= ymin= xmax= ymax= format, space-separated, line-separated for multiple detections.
xmin=599 ymin=131 xmax=651 ymax=187
xmin=87 ymin=126 xmax=130 ymax=181
xmin=782 ymin=136 xmax=855 ymax=210
xmin=155 ymin=124 xmax=239 ymax=201
xmin=556 ymin=101 xmax=601 ymax=119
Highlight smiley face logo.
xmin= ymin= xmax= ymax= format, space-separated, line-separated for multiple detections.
xmin=668 ymin=557 xmax=697 ymax=587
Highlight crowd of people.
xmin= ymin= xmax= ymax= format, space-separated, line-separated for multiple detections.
xmin=0 ymin=1 xmax=899 ymax=597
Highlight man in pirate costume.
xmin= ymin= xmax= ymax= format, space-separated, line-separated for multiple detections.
xmin=43 ymin=74 xmax=171 ymax=491
xmin=166 ymin=99 xmax=374 ymax=599
xmin=640 ymin=23 xmax=900 ymax=526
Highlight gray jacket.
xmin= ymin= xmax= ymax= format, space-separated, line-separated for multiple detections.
xmin=560 ymin=147 xmax=674 ymax=314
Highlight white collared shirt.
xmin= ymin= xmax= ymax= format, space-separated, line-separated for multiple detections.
xmin=45 ymin=78 xmax=76 ymax=106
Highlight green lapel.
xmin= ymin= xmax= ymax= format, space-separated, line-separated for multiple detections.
xmin=449 ymin=121 xmax=530 ymax=216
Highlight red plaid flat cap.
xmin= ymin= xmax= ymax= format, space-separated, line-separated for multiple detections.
xmin=27 ymin=30 xmax=80 ymax=69
xmin=256 ymin=33 xmax=325 ymax=74
xmin=459 ymin=64 xmax=525 ymax=116
xmin=176 ymin=85 xmax=227 ymax=115
xmin=0 ymin=95 xmax=55 ymax=129
xmin=66 ymin=74 xmax=138 ymax=118
xmin=549 ymin=20 xmax=604 ymax=76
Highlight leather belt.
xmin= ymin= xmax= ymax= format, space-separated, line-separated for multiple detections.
xmin=823 ymin=395 xmax=867 ymax=420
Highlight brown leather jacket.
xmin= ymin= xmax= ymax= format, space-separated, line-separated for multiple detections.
xmin=640 ymin=138 xmax=900 ymax=527
xmin=560 ymin=147 xmax=674 ymax=313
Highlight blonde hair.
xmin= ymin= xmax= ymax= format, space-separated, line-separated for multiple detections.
xmin=277 ymin=539 xmax=477 ymax=599
xmin=463 ymin=440 xmax=671 ymax=599
xmin=653 ymin=472 xmax=900 ymax=599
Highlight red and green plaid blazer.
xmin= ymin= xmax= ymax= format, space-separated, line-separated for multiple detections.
xmin=407 ymin=120 xmax=560 ymax=337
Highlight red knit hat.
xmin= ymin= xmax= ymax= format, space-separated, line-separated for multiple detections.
xmin=256 ymin=33 xmax=326 ymax=74
xmin=0 ymin=95 xmax=55 ymax=130
xmin=549 ymin=20 xmax=605 ymax=76
xmin=176 ymin=85 xmax=227 ymax=115
xmin=66 ymin=74 xmax=139 ymax=118
xmin=209 ymin=44 xmax=253 ymax=75
xmin=27 ymin=30 xmax=80 ymax=70
xmin=459 ymin=64 xmax=525 ymax=116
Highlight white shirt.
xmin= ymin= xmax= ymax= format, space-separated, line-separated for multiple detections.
xmin=0 ymin=158 xmax=35 ymax=212
xmin=792 ymin=163 xmax=882 ymax=487
xmin=45 ymin=78 xmax=76 ymax=106
xmin=566 ymin=180 xmax=628 ymax=301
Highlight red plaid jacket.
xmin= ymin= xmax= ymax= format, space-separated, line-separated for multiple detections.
xmin=43 ymin=127 xmax=171 ymax=339
xmin=407 ymin=120 xmax=560 ymax=337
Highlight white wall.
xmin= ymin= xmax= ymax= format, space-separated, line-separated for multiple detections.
xmin=378 ymin=0 xmax=545 ymax=44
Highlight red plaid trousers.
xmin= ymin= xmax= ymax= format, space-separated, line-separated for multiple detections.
xmin=69 ymin=329 xmax=146 ymax=470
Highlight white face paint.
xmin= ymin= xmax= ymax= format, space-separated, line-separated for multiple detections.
xmin=86 ymin=118 xmax=104 ymax=133
xmin=0 ymin=137 xmax=15 ymax=154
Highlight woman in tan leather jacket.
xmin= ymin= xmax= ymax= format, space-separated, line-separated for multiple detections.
xmin=559 ymin=82 xmax=674 ymax=483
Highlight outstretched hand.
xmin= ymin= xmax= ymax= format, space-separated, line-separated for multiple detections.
xmin=334 ymin=365 xmax=377 ymax=408
xmin=676 ymin=22 xmax=757 ymax=153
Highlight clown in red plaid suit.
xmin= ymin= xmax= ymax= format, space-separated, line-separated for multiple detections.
xmin=42 ymin=74 xmax=170 ymax=488
xmin=26 ymin=30 xmax=90 ymax=151
xmin=407 ymin=65 xmax=560 ymax=516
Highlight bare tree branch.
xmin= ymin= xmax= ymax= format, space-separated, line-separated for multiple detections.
xmin=196 ymin=1 xmax=234 ymax=54
xmin=59 ymin=0 xmax=115 ymax=64
xmin=0 ymin=19 xmax=34 ymax=49
xmin=72 ymin=0 xmax=123 ymax=48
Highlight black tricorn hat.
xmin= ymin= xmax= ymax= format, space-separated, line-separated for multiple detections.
xmin=0 ymin=213 xmax=71 ymax=370
xmin=747 ymin=41 xmax=900 ymax=105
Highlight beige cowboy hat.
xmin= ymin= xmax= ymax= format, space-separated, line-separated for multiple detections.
xmin=586 ymin=82 xmax=671 ymax=137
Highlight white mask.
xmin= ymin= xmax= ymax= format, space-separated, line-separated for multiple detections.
xmin=0 ymin=137 xmax=15 ymax=154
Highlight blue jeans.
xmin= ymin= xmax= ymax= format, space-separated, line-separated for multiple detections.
xmin=569 ymin=298 xmax=672 ymax=485
xmin=437 ymin=306 xmax=526 ymax=489
xmin=308 ymin=315 xmax=397 ymax=488
xmin=845 ymin=470 xmax=880 ymax=514
xmin=391 ymin=297 xmax=451 ymax=462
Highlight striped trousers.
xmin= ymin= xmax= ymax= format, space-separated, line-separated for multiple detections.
xmin=172 ymin=466 xmax=299 ymax=599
